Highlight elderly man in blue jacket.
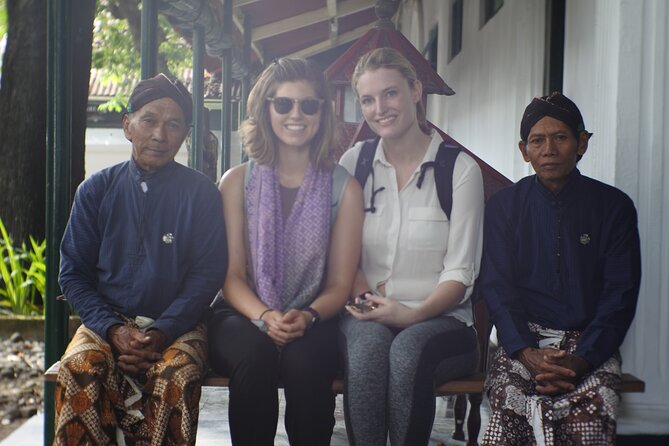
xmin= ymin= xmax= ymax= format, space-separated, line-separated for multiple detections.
xmin=54 ymin=74 xmax=228 ymax=446
xmin=481 ymin=92 xmax=641 ymax=445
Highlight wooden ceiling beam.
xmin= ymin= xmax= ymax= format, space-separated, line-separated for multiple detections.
xmin=231 ymin=8 xmax=265 ymax=65
xmin=252 ymin=0 xmax=374 ymax=42
xmin=328 ymin=0 xmax=339 ymax=42
xmin=327 ymin=0 xmax=338 ymax=16
xmin=288 ymin=22 xmax=374 ymax=59
xmin=232 ymin=0 xmax=262 ymax=7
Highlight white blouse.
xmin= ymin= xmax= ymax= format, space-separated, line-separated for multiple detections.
xmin=339 ymin=133 xmax=484 ymax=326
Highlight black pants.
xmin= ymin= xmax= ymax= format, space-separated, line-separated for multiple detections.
xmin=208 ymin=302 xmax=339 ymax=446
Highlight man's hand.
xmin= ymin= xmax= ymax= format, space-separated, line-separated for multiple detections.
xmin=518 ymin=347 xmax=589 ymax=395
xmin=140 ymin=329 xmax=168 ymax=353
xmin=107 ymin=325 xmax=163 ymax=375
xmin=535 ymin=350 xmax=590 ymax=392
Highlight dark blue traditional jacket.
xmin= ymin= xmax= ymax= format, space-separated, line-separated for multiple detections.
xmin=59 ymin=159 xmax=228 ymax=343
xmin=482 ymin=169 xmax=641 ymax=368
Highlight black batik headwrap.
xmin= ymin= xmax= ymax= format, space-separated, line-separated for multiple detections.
xmin=520 ymin=92 xmax=592 ymax=142
xmin=126 ymin=73 xmax=193 ymax=125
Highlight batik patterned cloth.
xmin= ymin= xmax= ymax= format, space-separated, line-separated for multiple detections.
xmin=54 ymin=323 xmax=208 ymax=446
xmin=483 ymin=323 xmax=622 ymax=446
xmin=245 ymin=162 xmax=332 ymax=311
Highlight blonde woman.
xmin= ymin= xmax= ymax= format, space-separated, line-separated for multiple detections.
xmin=338 ymin=48 xmax=484 ymax=445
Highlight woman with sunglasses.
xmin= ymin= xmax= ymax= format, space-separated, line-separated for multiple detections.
xmin=208 ymin=57 xmax=363 ymax=445
xmin=337 ymin=47 xmax=484 ymax=445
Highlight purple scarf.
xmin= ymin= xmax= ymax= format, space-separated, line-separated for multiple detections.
xmin=246 ymin=162 xmax=332 ymax=311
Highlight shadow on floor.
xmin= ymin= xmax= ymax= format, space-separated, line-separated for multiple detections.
xmin=618 ymin=435 xmax=669 ymax=446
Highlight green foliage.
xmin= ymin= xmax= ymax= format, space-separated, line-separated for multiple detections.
xmin=0 ymin=0 xmax=6 ymax=37
xmin=0 ymin=2 xmax=6 ymax=32
xmin=93 ymin=0 xmax=192 ymax=112
xmin=0 ymin=217 xmax=46 ymax=316
xmin=158 ymin=19 xmax=193 ymax=75
xmin=0 ymin=0 xmax=6 ymax=72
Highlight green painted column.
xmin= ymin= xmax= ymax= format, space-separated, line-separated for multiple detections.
xmin=141 ymin=0 xmax=158 ymax=79
xmin=190 ymin=25 xmax=205 ymax=172
xmin=220 ymin=0 xmax=233 ymax=175
xmin=240 ymin=15 xmax=251 ymax=163
xmin=44 ymin=0 xmax=73 ymax=443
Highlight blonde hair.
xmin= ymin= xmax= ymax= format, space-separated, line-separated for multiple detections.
xmin=351 ymin=47 xmax=431 ymax=135
xmin=239 ymin=57 xmax=336 ymax=168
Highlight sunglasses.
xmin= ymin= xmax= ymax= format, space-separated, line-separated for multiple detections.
xmin=266 ymin=97 xmax=324 ymax=116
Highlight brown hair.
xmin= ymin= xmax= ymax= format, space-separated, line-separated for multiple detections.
xmin=351 ymin=47 xmax=431 ymax=135
xmin=239 ymin=57 xmax=336 ymax=168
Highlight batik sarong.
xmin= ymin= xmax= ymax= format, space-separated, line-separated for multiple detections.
xmin=54 ymin=322 xmax=208 ymax=446
xmin=483 ymin=323 xmax=621 ymax=446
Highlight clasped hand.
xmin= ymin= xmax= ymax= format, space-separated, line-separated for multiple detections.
xmin=261 ymin=309 xmax=311 ymax=347
xmin=518 ymin=347 xmax=590 ymax=395
xmin=108 ymin=325 xmax=167 ymax=375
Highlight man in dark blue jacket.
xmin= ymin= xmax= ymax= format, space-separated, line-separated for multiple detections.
xmin=54 ymin=74 xmax=228 ymax=446
xmin=481 ymin=92 xmax=641 ymax=445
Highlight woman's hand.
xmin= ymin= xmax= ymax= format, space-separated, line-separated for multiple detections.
xmin=345 ymin=294 xmax=416 ymax=328
xmin=263 ymin=309 xmax=310 ymax=346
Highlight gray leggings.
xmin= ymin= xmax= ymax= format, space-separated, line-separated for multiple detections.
xmin=339 ymin=314 xmax=479 ymax=446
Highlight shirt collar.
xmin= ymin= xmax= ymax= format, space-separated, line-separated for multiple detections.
xmin=533 ymin=168 xmax=582 ymax=202
xmin=129 ymin=157 xmax=178 ymax=186
xmin=374 ymin=133 xmax=441 ymax=172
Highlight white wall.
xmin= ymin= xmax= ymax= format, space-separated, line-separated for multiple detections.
xmin=85 ymin=128 xmax=242 ymax=179
xmin=85 ymin=128 xmax=189 ymax=177
xmin=423 ymin=0 xmax=546 ymax=182
xmin=564 ymin=0 xmax=669 ymax=434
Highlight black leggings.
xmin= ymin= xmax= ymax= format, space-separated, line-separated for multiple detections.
xmin=208 ymin=302 xmax=340 ymax=446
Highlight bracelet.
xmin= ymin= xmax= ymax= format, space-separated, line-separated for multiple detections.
xmin=258 ymin=308 xmax=272 ymax=321
xmin=303 ymin=306 xmax=321 ymax=328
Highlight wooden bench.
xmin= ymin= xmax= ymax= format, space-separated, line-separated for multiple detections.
xmin=43 ymin=362 xmax=645 ymax=394
xmin=43 ymin=362 xmax=644 ymax=446
xmin=43 ymin=299 xmax=645 ymax=446
xmin=44 ymin=362 xmax=488 ymax=395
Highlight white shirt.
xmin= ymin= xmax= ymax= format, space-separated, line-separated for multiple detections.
xmin=339 ymin=133 xmax=484 ymax=326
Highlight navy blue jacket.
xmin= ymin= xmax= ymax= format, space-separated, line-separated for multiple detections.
xmin=59 ymin=159 xmax=228 ymax=343
xmin=482 ymin=169 xmax=641 ymax=368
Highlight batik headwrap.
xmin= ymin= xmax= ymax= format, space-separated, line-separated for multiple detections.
xmin=126 ymin=73 xmax=193 ymax=125
xmin=520 ymin=92 xmax=592 ymax=142
xmin=246 ymin=162 xmax=332 ymax=311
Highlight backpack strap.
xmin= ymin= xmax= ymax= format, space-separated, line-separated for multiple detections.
xmin=417 ymin=141 xmax=461 ymax=220
xmin=353 ymin=137 xmax=380 ymax=190
xmin=244 ymin=160 xmax=346 ymax=224
xmin=433 ymin=142 xmax=461 ymax=220
xmin=355 ymin=137 xmax=460 ymax=219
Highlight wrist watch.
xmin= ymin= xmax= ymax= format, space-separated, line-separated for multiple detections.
xmin=304 ymin=306 xmax=321 ymax=328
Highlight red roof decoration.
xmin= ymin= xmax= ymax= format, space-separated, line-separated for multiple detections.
xmin=325 ymin=17 xmax=454 ymax=95
xmin=325 ymin=1 xmax=510 ymax=199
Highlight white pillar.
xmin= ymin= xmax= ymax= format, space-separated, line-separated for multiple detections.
xmin=565 ymin=0 xmax=669 ymax=434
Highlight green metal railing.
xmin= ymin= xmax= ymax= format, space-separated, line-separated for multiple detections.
xmin=220 ymin=0 xmax=233 ymax=175
xmin=140 ymin=0 xmax=158 ymax=79
xmin=190 ymin=26 xmax=205 ymax=172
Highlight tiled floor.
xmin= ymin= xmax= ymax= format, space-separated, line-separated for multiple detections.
xmin=1 ymin=387 xmax=489 ymax=445
xmin=196 ymin=387 xmax=488 ymax=445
